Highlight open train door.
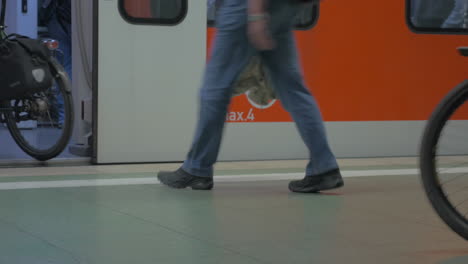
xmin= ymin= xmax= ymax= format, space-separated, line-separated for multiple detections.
xmin=93 ymin=0 xmax=206 ymax=163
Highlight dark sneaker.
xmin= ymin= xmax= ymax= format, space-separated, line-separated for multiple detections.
xmin=289 ymin=169 xmax=344 ymax=193
xmin=157 ymin=168 xmax=213 ymax=190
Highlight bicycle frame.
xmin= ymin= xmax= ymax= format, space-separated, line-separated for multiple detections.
xmin=0 ymin=98 xmax=30 ymax=124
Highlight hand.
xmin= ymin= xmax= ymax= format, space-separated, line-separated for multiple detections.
xmin=247 ymin=19 xmax=275 ymax=51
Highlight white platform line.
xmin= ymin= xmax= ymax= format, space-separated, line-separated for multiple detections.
xmin=0 ymin=168 xmax=467 ymax=190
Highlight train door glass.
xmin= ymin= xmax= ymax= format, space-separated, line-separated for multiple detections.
xmin=119 ymin=0 xmax=187 ymax=25
xmin=408 ymin=0 xmax=468 ymax=33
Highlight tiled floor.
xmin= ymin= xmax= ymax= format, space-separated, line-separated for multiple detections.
xmin=0 ymin=159 xmax=467 ymax=264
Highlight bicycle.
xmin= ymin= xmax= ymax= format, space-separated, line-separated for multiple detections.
xmin=0 ymin=0 xmax=74 ymax=161
xmin=420 ymin=47 xmax=468 ymax=240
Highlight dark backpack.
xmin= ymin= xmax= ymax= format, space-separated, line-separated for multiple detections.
xmin=0 ymin=35 xmax=54 ymax=100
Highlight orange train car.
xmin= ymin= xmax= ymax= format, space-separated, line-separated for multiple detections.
xmin=205 ymin=0 xmax=468 ymax=123
xmin=92 ymin=0 xmax=468 ymax=163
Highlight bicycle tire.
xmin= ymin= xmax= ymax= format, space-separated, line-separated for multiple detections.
xmin=5 ymin=57 xmax=74 ymax=161
xmin=420 ymin=80 xmax=468 ymax=240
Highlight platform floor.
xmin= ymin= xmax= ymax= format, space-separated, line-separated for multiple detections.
xmin=0 ymin=158 xmax=467 ymax=264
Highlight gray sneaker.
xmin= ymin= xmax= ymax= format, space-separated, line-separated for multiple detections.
xmin=157 ymin=168 xmax=214 ymax=190
xmin=289 ymin=169 xmax=344 ymax=193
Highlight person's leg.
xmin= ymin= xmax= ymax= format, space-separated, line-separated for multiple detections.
xmin=181 ymin=31 xmax=255 ymax=178
xmin=261 ymin=32 xmax=338 ymax=177
xmin=261 ymin=3 xmax=342 ymax=192
xmin=158 ymin=0 xmax=255 ymax=189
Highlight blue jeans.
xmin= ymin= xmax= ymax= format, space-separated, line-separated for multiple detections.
xmin=47 ymin=14 xmax=72 ymax=124
xmin=182 ymin=0 xmax=338 ymax=177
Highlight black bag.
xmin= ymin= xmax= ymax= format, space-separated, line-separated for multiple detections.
xmin=0 ymin=35 xmax=54 ymax=100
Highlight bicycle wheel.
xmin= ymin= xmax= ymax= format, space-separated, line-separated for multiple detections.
xmin=3 ymin=57 xmax=74 ymax=161
xmin=421 ymin=80 xmax=468 ymax=240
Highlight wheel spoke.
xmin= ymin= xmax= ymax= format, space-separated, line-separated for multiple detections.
xmin=444 ymin=184 xmax=468 ymax=197
xmin=439 ymin=173 xmax=464 ymax=186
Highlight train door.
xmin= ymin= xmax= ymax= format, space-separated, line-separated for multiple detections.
xmin=93 ymin=0 xmax=206 ymax=163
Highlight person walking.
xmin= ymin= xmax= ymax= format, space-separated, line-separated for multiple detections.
xmin=158 ymin=0 xmax=343 ymax=193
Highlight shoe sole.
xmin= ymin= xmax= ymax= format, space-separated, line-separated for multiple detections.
xmin=290 ymin=179 xmax=344 ymax=193
xmin=191 ymin=184 xmax=214 ymax=191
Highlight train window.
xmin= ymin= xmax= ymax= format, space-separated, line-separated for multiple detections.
xmin=295 ymin=3 xmax=319 ymax=29
xmin=207 ymin=1 xmax=319 ymax=30
xmin=408 ymin=0 xmax=468 ymax=33
xmin=119 ymin=0 xmax=187 ymax=25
